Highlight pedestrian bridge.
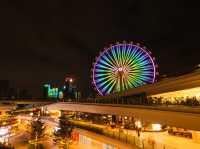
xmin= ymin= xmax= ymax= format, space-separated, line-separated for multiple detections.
xmin=45 ymin=102 xmax=200 ymax=131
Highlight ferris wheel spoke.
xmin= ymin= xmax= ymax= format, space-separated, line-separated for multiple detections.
xmin=98 ymin=58 xmax=115 ymax=69
xmin=98 ymin=79 xmax=116 ymax=94
xmin=128 ymin=77 xmax=141 ymax=87
xmin=120 ymin=44 xmax=126 ymax=66
xmin=123 ymin=77 xmax=131 ymax=89
xmin=126 ymin=47 xmax=139 ymax=65
xmin=95 ymin=73 xmax=111 ymax=78
xmin=127 ymin=79 xmax=136 ymax=88
xmin=96 ymin=63 xmax=114 ymax=70
xmin=105 ymin=51 xmax=118 ymax=68
xmin=95 ymin=76 xmax=115 ymax=84
xmin=97 ymin=79 xmax=113 ymax=89
xmin=136 ymin=56 xmax=151 ymax=66
xmin=108 ymin=48 xmax=118 ymax=67
xmin=116 ymin=44 xmax=122 ymax=66
xmin=132 ymin=51 xmax=145 ymax=64
xmin=124 ymin=44 xmax=133 ymax=64
xmin=96 ymin=72 xmax=115 ymax=80
xmin=107 ymin=80 xmax=117 ymax=94
xmin=121 ymin=44 xmax=127 ymax=66
xmin=101 ymin=54 xmax=116 ymax=68
xmin=101 ymin=80 xmax=116 ymax=94
xmin=129 ymin=60 xmax=151 ymax=69
xmin=95 ymin=68 xmax=111 ymax=73
xmin=128 ymin=74 xmax=145 ymax=85
xmin=111 ymin=46 xmax=120 ymax=67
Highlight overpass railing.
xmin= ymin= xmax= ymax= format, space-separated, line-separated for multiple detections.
xmin=62 ymin=96 xmax=200 ymax=107
xmin=59 ymin=97 xmax=200 ymax=114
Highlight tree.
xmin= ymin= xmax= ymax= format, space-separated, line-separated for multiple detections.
xmin=30 ymin=117 xmax=46 ymax=140
xmin=54 ymin=115 xmax=73 ymax=149
xmin=55 ymin=115 xmax=73 ymax=138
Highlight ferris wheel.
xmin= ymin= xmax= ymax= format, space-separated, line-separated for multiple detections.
xmin=92 ymin=41 xmax=158 ymax=96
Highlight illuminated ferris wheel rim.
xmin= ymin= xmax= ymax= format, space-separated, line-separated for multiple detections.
xmin=92 ymin=42 xmax=158 ymax=96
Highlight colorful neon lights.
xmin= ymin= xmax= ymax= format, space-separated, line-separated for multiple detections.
xmin=92 ymin=42 xmax=157 ymax=95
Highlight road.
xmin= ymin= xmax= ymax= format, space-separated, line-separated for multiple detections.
xmin=12 ymin=115 xmax=138 ymax=149
xmin=6 ymin=114 xmax=200 ymax=149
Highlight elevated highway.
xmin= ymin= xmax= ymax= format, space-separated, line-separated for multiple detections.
xmin=0 ymin=100 xmax=55 ymax=105
xmin=45 ymin=102 xmax=200 ymax=131
xmin=0 ymin=100 xmax=55 ymax=113
xmin=1 ymin=99 xmax=200 ymax=130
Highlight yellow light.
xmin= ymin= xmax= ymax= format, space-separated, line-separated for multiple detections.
xmin=150 ymin=87 xmax=200 ymax=99
xmin=17 ymin=119 xmax=21 ymax=123
xmin=135 ymin=120 xmax=142 ymax=128
xmin=152 ymin=124 xmax=162 ymax=131
xmin=118 ymin=67 xmax=123 ymax=72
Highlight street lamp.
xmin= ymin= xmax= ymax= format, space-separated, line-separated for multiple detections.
xmin=69 ymin=78 xmax=73 ymax=83
xmin=135 ymin=120 xmax=142 ymax=137
xmin=152 ymin=123 xmax=162 ymax=131
xmin=64 ymin=77 xmax=74 ymax=102
xmin=65 ymin=77 xmax=73 ymax=83
xmin=135 ymin=121 xmax=142 ymax=128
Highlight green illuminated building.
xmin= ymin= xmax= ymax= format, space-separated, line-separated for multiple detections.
xmin=43 ymin=84 xmax=61 ymax=99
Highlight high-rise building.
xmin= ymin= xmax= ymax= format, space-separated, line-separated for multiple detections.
xmin=0 ymin=80 xmax=10 ymax=97
xmin=0 ymin=80 xmax=15 ymax=98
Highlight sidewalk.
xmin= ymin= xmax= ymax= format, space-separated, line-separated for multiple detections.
xmin=73 ymin=128 xmax=138 ymax=149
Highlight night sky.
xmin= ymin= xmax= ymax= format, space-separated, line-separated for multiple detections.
xmin=0 ymin=1 xmax=199 ymax=97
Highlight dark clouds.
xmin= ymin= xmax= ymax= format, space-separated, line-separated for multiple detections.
xmin=0 ymin=0 xmax=199 ymax=96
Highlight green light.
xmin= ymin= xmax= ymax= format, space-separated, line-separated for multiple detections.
xmin=45 ymin=84 xmax=59 ymax=99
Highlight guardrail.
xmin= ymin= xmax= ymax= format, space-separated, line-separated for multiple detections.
xmin=58 ymin=101 xmax=200 ymax=114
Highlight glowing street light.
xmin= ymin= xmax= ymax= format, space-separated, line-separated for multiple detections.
xmin=65 ymin=77 xmax=73 ymax=83
xmin=135 ymin=120 xmax=142 ymax=137
xmin=135 ymin=120 xmax=142 ymax=128
xmin=152 ymin=123 xmax=162 ymax=131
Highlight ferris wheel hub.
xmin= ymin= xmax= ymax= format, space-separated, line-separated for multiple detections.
xmin=118 ymin=67 xmax=123 ymax=72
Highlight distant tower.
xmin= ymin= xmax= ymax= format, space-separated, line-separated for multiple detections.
xmin=63 ymin=77 xmax=73 ymax=98
xmin=43 ymin=84 xmax=50 ymax=99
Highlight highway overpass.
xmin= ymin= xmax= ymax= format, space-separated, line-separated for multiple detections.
xmin=45 ymin=102 xmax=200 ymax=131
xmin=0 ymin=100 xmax=55 ymax=114
xmin=0 ymin=100 xmax=54 ymax=105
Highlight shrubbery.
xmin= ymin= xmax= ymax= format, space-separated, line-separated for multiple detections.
xmin=147 ymin=97 xmax=200 ymax=106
